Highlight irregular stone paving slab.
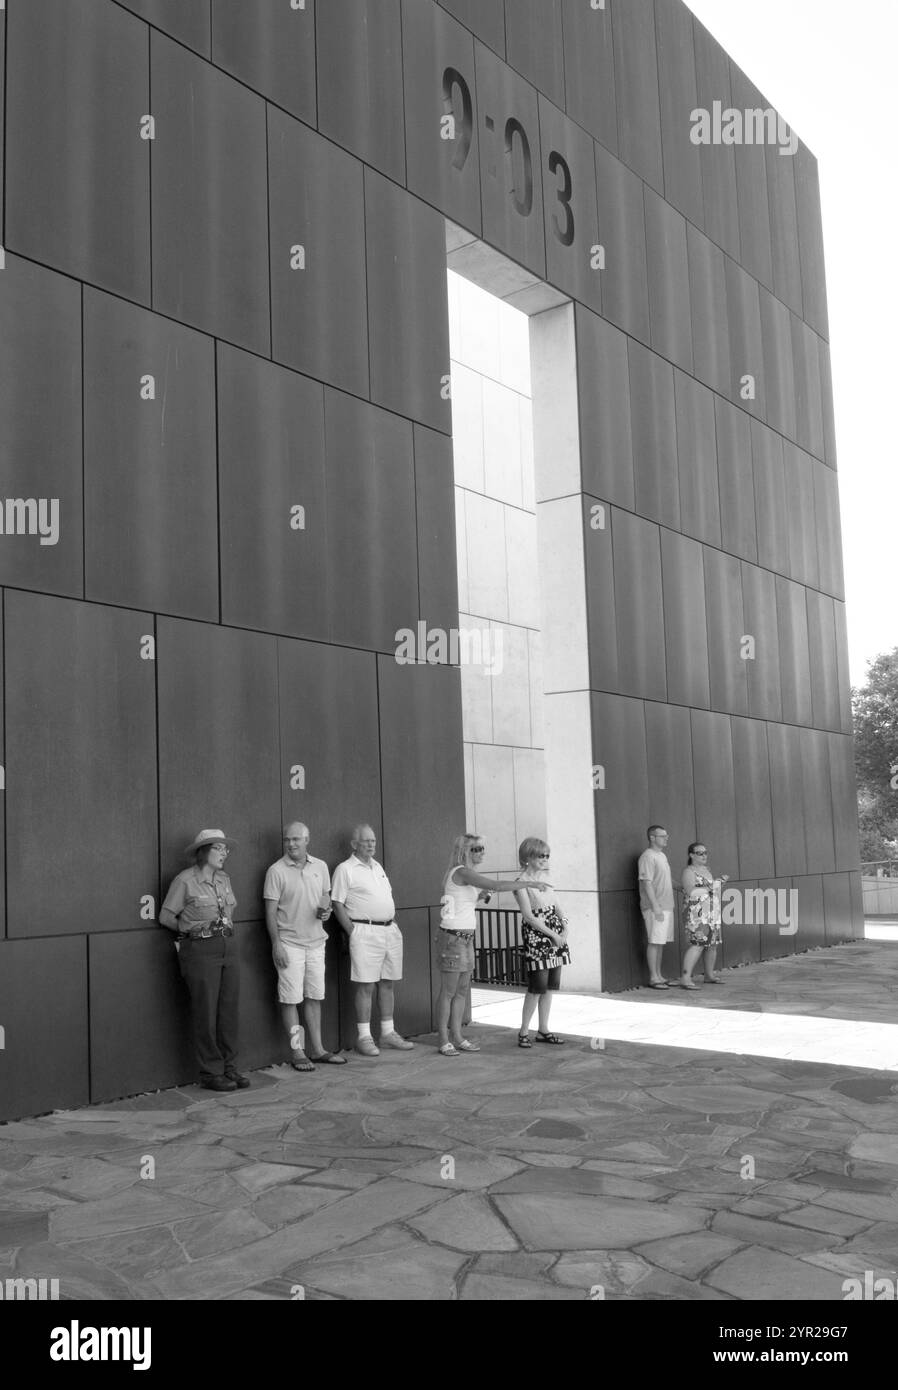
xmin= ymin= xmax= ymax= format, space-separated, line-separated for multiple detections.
xmin=803 ymin=1249 xmax=897 ymax=1279
xmin=399 ymin=1152 xmax=527 ymax=1190
xmin=66 ymin=1225 xmax=190 ymax=1280
xmin=798 ymin=1168 xmax=893 ymax=1194
xmin=293 ymin=1226 xmax=467 ymax=1301
xmin=815 ymin=1190 xmax=898 ymax=1221
xmin=668 ymin=1191 xmax=751 ymax=1210
xmin=49 ymin=1188 xmax=210 ymax=1242
xmin=730 ymin=1196 xmax=805 ymax=1217
xmin=707 ymin=1245 xmax=846 ymax=1300
xmin=553 ymin=1250 xmax=653 ymax=1294
xmin=851 ymin=1160 xmax=898 ymax=1183
xmin=765 ymin=1178 xmax=826 ymax=1200
xmin=172 ymin=1209 xmax=273 ymax=1260
xmin=151 ymin=1145 xmax=249 ymax=1176
xmin=303 ymin=1168 xmax=382 ymax=1190
xmin=593 ymin=1140 xmax=684 ymax=1164
xmin=13 ymin=1240 xmax=155 ymax=1300
xmin=0 ymin=1189 xmax=78 ymax=1212
xmin=630 ymin=1268 xmax=735 ymax=1299
xmin=235 ymin=1275 xmax=325 ymax=1300
xmin=247 ymin=1143 xmax=430 ymax=1164
xmin=848 ymin=1133 xmax=898 ymax=1162
xmin=200 ymin=1111 xmax=302 ymax=1138
xmin=470 ymin=1250 xmax=557 ymax=1280
xmin=407 ymin=1192 xmax=519 ymax=1252
xmin=14 ymin=1157 xmax=143 ymax=1202
xmin=309 ymin=1155 xmax=404 ymax=1174
xmin=147 ymin=1171 xmax=258 ymax=1209
xmin=580 ymin=1158 xmax=679 ymax=1178
xmin=147 ymin=1180 xmax=451 ymax=1299
xmin=218 ymin=1141 xmax=330 ymax=1168
xmin=780 ymin=1204 xmax=873 ymax=1236
xmin=523 ymin=1153 xmax=585 ymax=1168
xmin=837 ymin=1221 xmax=898 ymax=1259
xmin=0 ymin=1145 xmax=36 ymax=1172
xmin=833 ymin=1078 xmax=898 ymax=1103
xmin=711 ymin=1211 xmax=838 ymax=1255
xmin=655 ymin=1169 xmax=749 ymax=1195
xmin=489 ymin=1168 xmax=668 ymax=1201
xmin=281 ymin=1115 xmax=375 ymax=1147
xmin=250 ymin=1185 xmax=347 ymax=1230
xmin=646 ymin=1084 xmax=792 ymax=1114
xmin=0 ymin=1130 xmax=136 ymax=1158
xmin=495 ymin=1194 xmax=707 ymax=1250
xmin=99 ymin=1091 xmax=195 ymax=1113
xmin=0 ymin=1210 xmax=49 ymax=1245
xmin=460 ymin=1272 xmax=586 ymax=1300
xmin=635 ymin=1232 xmax=744 ymax=1279
xmin=231 ymin=1164 xmax=314 ymax=1195
xmin=40 ymin=1109 xmax=188 ymax=1128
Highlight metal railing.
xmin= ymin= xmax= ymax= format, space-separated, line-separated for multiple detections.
xmin=861 ymin=861 xmax=898 ymax=878
xmin=473 ymin=906 xmax=527 ymax=987
xmin=861 ymin=862 xmax=898 ymax=917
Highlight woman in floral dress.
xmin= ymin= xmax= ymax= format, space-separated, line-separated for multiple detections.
xmin=680 ymin=842 xmax=729 ymax=989
xmin=514 ymin=837 xmax=571 ymax=1046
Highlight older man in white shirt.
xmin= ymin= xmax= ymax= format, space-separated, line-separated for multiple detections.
xmin=331 ymin=824 xmax=414 ymax=1057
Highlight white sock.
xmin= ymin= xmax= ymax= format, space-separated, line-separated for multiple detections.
xmin=357 ymin=1022 xmax=372 ymax=1040
xmin=381 ymin=1018 xmax=395 ymax=1036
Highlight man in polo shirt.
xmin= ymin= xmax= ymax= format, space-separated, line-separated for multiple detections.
xmin=331 ymin=824 xmax=414 ymax=1057
xmin=638 ymin=824 xmax=675 ymax=989
xmin=263 ymin=822 xmax=347 ymax=1070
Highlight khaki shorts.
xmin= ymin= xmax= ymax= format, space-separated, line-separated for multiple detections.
xmin=276 ymin=941 xmax=326 ymax=1003
xmin=349 ymin=921 xmax=403 ymax=983
xmin=643 ymin=908 xmax=675 ymax=946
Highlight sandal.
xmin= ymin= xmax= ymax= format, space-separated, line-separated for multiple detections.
xmin=455 ymin=1039 xmax=481 ymax=1052
xmin=439 ymin=1042 xmax=460 ymax=1056
xmin=290 ymin=1054 xmax=316 ymax=1072
xmin=517 ymin=1033 xmax=533 ymax=1048
xmin=535 ymin=1032 xmax=565 ymax=1045
xmin=308 ymin=1052 xmax=348 ymax=1065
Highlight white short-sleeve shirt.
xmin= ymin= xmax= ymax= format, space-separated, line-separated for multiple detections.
xmin=331 ymin=855 xmax=396 ymax=923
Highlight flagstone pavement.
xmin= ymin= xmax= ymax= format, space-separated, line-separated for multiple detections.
xmin=2 ymin=941 xmax=898 ymax=1301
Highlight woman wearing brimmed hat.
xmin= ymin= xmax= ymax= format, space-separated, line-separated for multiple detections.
xmin=159 ymin=829 xmax=248 ymax=1092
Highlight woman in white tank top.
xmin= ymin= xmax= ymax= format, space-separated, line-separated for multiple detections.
xmin=436 ymin=833 xmax=551 ymax=1056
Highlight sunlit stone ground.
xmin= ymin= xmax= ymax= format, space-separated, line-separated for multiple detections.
xmin=1 ymin=941 xmax=897 ymax=1301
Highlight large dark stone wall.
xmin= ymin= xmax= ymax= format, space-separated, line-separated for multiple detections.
xmin=0 ymin=0 xmax=858 ymax=1118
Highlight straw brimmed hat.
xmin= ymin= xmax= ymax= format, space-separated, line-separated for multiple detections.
xmin=184 ymin=829 xmax=238 ymax=855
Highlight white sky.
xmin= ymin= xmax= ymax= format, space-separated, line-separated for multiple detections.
xmin=684 ymin=0 xmax=898 ymax=685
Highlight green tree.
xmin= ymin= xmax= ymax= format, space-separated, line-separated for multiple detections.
xmin=853 ymin=648 xmax=898 ymax=864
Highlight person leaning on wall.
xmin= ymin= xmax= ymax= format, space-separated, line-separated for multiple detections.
xmin=159 ymin=829 xmax=249 ymax=1092
xmin=263 ymin=821 xmax=347 ymax=1071
xmin=637 ymin=825 xmax=675 ymax=989
xmin=330 ymin=824 xmax=415 ymax=1058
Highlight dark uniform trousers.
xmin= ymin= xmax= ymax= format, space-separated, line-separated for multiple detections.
xmin=178 ymin=932 xmax=240 ymax=1078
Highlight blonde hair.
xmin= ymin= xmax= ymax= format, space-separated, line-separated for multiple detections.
xmin=518 ymin=836 xmax=550 ymax=868
xmin=443 ymin=832 xmax=483 ymax=888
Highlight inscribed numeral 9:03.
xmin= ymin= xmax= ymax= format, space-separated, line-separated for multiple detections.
xmin=442 ymin=67 xmax=575 ymax=246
